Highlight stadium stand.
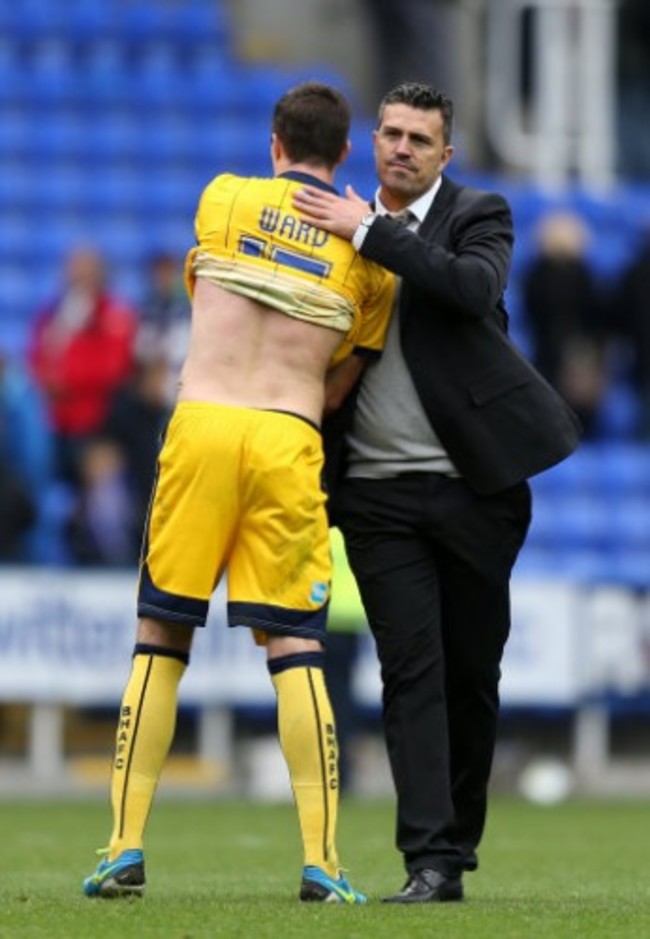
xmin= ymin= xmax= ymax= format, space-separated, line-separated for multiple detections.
xmin=0 ymin=0 xmax=649 ymax=800
xmin=0 ymin=0 xmax=649 ymax=588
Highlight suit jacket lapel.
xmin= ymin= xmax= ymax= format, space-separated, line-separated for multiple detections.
xmin=419 ymin=175 xmax=460 ymax=240
xmin=399 ymin=176 xmax=461 ymax=325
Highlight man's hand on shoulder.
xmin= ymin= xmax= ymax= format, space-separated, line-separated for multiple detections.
xmin=293 ymin=184 xmax=370 ymax=241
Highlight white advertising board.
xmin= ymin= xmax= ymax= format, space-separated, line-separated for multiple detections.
xmin=0 ymin=570 xmax=647 ymax=708
xmin=0 ymin=569 xmax=273 ymax=706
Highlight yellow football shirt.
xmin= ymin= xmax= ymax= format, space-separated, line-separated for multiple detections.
xmin=185 ymin=171 xmax=394 ymax=365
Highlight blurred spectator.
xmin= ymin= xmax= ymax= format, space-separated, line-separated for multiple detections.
xmin=66 ymin=437 xmax=138 ymax=567
xmin=0 ymin=461 xmax=34 ymax=561
xmin=28 ymin=247 xmax=137 ymax=484
xmin=103 ymin=354 xmax=171 ymax=540
xmin=521 ymin=211 xmax=608 ymax=438
xmin=135 ymin=252 xmax=190 ymax=402
xmin=0 ymin=348 xmax=53 ymax=561
xmin=611 ymin=229 xmax=650 ymax=438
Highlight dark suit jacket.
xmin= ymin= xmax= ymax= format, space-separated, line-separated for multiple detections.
xmin=324 ymin=175 xmax=581 ymax=499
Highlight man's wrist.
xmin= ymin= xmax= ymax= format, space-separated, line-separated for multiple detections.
xmin=352 ymin=212 xmax=377 ymax=251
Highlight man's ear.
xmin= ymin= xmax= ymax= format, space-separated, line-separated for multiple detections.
xmin=270 ymin=132 xmax=283 ymax=165
xmin=336 ymin=138 xmax=352 ymax=167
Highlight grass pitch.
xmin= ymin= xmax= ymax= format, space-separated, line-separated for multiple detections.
xmin=1 ymin=796 xmax=649 ymax=938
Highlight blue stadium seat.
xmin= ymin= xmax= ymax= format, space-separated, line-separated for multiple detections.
xmin=0 ymin=107 xmax=32 ymax=158
xmin=2 ymin=0 xmax=68 ymax=39
xmin=608 ymin=496 xmax=650 ymax=550
xmin=593 ymin=382 xmax=641 ymax=440
xmin=0 ymin=265 xmax=31 ymax=307
xmin=60 ymin=0 xmax=120 ymax=41
xmin=118 ymin=2 xmax=162 ymax=42
xmin=0 ymin=316 xmax=31 ymax=357
xmin=0 ymin=214 xmax=31 ymax=258
xmin=508 ymin=187 xmax=559 ymax=231
xmin=29 ymin=166 xmax=89 ymax=211
xmin=174 ymin=60 xmax=241 ymax=113
xmin=31 ymin=218 xmax=94 ymax=264
xmin=81 ymin=115 xmax=141 ymax=161
xmin=517 ymin=545 xmax=613 ymax=583
xmin=194 ymin=114 xmax=274 ymax=175
xmin=128 ymin=62 xmax=179 ymax=108
xmin=556 ymin=548 xmax=617 ymax=583
xmin=528 ymin=493 xmax=610 ymax=551
xmin=514 ymin=545 xmax=566 ymax=578
xmin=97 ymin=222 xmax=150 ymax=265
xmin=117 ymin=0 xmax=230 ymax=45
xmin=19 ymin=39 xmax=80 ymax=105
xmin=530 ymin=445 xmax=603 ymax=495
xmin=135 ymin=117 xmax=195 ymax=165
xmin=139 ymin=219 xmax=192 ymax=260
xmin=340 ymin=164 xmax=376 ymax=203
xmin=83 ymin=170 xmax=142 ymax=214
xmin=0 ymin=264 xmax=33 ymax=354
xmin=112 ymin=265 xmax=148 ymax=307
xmin=134 ymin=171 xmax=198 ymax=216
xmin=526 ymin=492 xmax=556 ymax=542
xmin=601 ymin=549 xmax=650 ymax=590
xmin=0 ymin=38 xmax=21 ymax=74
xmin=27 ymin=114 xmax=86 ymax=160
xmin=35 ymin=481 xmax=76 ymax=566
xmin=169 ymin=3 xmax=231 ymax=45
xmin=0 ymin=164 xmax=32 ymax=209
xmin=595 ymin=443 xmax=650 ymax=494
xmin=73 ymin=41 xmax=133 ymax=107
xmin=531 ymin=444 xmax=650 ymax=542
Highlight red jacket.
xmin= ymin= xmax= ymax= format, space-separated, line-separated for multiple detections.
xmin=30 ymin=293 xmax=136 ymax=435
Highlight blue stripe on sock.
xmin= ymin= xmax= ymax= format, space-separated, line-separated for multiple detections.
xmin=267 ymin=651 xmax=324 ymax=676
xmin=133 ymin=643 xmax=190 ymax=665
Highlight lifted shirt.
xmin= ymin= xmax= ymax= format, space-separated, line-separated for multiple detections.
xmin=185 ymin=171 xmax=395 ymax=366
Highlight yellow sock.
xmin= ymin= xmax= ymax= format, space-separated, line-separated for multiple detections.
xmin=108 ymin=648 xmax=187 ymax=859
xmin=270 ymin=654 xmax=340 ymax=877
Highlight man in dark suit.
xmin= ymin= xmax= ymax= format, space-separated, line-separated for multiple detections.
xmin=294 ymin=82 xmax=581 ymax=903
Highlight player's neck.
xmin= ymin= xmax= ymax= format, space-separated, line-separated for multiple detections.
xmin=276 ymin=161 xmax=334 ymax=187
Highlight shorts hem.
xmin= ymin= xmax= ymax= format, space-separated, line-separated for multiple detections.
xmin=137 ymin=602 xmax=206 ymax=628
xmin=228 ymin=615 xmax=325 ymax=642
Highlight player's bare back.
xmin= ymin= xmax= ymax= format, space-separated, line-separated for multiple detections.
xmin=178 ymin=278 xmax=343 ymax=425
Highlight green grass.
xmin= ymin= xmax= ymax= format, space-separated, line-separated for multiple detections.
xmin=1 ymin=796 xmax=649 ymax=938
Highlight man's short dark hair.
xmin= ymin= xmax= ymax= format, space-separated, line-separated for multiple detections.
xmin=378 ymin=82 xmax=454 ymax=145
xmin=272 ymin=81 xmax=351 ymax=168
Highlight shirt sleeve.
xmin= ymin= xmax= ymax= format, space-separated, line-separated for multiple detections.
xmin=353 ymin=266 xmax=395 ymax=356
xmin=329 ymin=263 xmax=395 ymax=368
xmin=183 ymin=174 xmax=229 ymax=298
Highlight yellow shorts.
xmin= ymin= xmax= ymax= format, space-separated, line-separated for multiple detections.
xmin=137 ymin=401 xmax=331 ymax=640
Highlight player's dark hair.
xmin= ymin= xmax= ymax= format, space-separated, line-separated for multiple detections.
xmin=272 ymin=81 xmax=350 ymax=168
xmin=378 ymin=82 xmax=454 ymax=145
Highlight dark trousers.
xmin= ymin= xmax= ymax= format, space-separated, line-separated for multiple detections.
xmin=337 ymin=473 xmax=531 ymax=877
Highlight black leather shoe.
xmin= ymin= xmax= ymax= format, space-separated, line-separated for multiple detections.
xmin=382 ymin=868 xmax=464 ymax=904
xmin=462 ymin=850 xmax=478 ymax=872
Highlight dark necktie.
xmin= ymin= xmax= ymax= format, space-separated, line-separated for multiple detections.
xmin=386 ymin=211 xmax=414 ymax=298
xmin=388 ymin=209 xmax=414 ymax=226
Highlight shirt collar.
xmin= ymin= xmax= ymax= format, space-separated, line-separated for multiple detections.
xmin=375 ymin=175 xmax=442 ymax=224
xmin=278 ymin=170 xmax=338 ymax=194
